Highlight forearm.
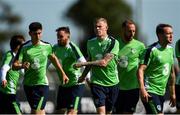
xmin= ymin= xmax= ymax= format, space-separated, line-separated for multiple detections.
xmin=75 ymin=61 xmax=101 ymax=67
xmin=169 ymin=66 xmax=176 ymax=96
xmin=75 ymin=53 xmax=114 ymax=68
xmin=137 ymin=65 xmax=146 ymax=91
xmin=50 ymin=54 xmax=66 ymax=76
xmin=138 ymin=72 xmax=145 ymax=91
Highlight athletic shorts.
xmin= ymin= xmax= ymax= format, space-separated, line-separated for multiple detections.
xmin=56 ymin=84 xmax=85 ymax=110
xmin=90 ymin=83 xmax=119 ymax=112
xmin=142 ymin=92 xmax=164 ymax=114
xmin=0 ymin=91 xmax=21 ymax=114
xmin=115 ymin=88 xmax=139 ymax=113
xmin=24 ymin=85 xmax=49 ymax=110
xmin=176 ymin=85 xmax=180 ymax=109
xmin=0 ymin=91 xmax=6 ymax=113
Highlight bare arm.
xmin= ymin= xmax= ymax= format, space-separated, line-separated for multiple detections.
xmin=12 ymin=60 xmax=30 ymax=70
xmin=137 ymin=64 xmax=151 ymax=102
xmin=74 ymin=53 xmax=114 ymax=68
xmin=169 ymin=65 xmax=176 ymax=107
xmin=49 ymin=53 xmax=69 ymax=84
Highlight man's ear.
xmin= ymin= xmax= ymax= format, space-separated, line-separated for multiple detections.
xmin=106 ymin=25 xmax=108 ymax=30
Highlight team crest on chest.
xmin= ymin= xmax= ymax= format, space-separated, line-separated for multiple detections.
xmin=118 ymin=55 xmax=128 ymax=68
xmin=131 ymin=48 xmax=136 ymax=54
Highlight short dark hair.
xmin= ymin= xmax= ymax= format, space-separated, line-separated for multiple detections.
xmin=10 ymin=35 xmax=25 ymax=50
xmin=56 ymin=26 xmax=70 ymax=34
xmin=122 ymin=19 xmax=135 ymax=28
xmin=29 ymin=22 xmax=42 ymax=32
xmin=156 ymin=23 xmax=172 ymax=35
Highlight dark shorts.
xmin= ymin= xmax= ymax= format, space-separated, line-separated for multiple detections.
xmin=0 ymin=91 xmax=21 ymax=114
xmin=90 ymin=83 xmax=119 ymax=112
xmin=24 ymin=85 xmax=49 ymax=110
xmin=114 ymin=88 xmax=139 ymax=113
xmin=176 ymin=85 xmax=180 ymax=109
xmin=56 ymin=84 xmax=85 ymax=110
xmin=142 ymin=92 xmax=164 ymax=114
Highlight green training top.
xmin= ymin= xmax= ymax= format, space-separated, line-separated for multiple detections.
xmin=0 ymin=51 xmax=21 ymax=94
xmin=53 ymin=42 xmax=84 ymax=87
xmin=175 ymin=39 xmax=180 ymax=85
xmin=15 ymin=40 xmax=52 ymax=86
xmin=118 ymin=38 xmax=145 ymax=90
xmin=140 ymin=42 xmax=174 ymax=96
xmin=87 ymin=36 xmax=119 ymax=86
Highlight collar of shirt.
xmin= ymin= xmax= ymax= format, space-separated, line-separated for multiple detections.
xmin=97 ymin=35 xmax=109 ymax=42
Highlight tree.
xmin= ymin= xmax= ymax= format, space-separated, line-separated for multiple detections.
xmin=0 ymin=0 xmax=22 ymax=60
xmin=65 ymin=0 xmax=132 ymax=57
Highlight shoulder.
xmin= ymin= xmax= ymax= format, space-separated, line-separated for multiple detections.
xmin=108 ymin=36 xmax=119 ymax=46
xmin=52 ymin=43 xmax=58 ymax=48
xmin=167 ymin=45 xmax=174 ymax=51
xmin=2 ymin=51 xmax=13 ymax=60
xmin=176 ymin=40 xmax=180 ymax=46
xmin=69 ymin=42 xmax=79 ymax=51
xmin=40 ymin=40 xmax=52 ymax=46
xmin=176 ymin=39 xmax=180 ymax=44
xmin=87 ymin=37 xmax=97 ymax=47
xmin=148 ymin=42 xmax=158 ymax=51
xmin=133 ymin=39 xmax=144 ymax=45
xmin=88 ymin=37 xmax=97 ymax=43
xmin=69 ymin=41 xmax=78 ymax=48
xmin=21 ymin=40 xmax=32 ymax=48
xmin=5 ymin=51 xmax=12 ymax=56
xmin=39 ymin=40 xmax=53 ymax=50
xmin=144 ymin=42 xmax=158 ymax=57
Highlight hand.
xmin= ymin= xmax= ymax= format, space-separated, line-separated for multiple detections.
xmin=169 ymin=94 xmax=176 ymax=107
xmin=1 ymin=80 xmax=7 ymax=88
xmin=62 ymin=74 xmax=69 ymax=85
xmin=22 ymin=62 xmax=30 ymax=69
xmin=140 ymin=88 xmax=151 ymax=102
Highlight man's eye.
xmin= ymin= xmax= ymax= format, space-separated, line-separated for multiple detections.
xmin=59 ymin=35 xmax=63 ymax=38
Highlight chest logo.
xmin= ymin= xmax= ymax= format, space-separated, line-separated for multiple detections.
xmin=118 ymin=55 xmax=128 ymax=68
xmin=31 ymin=57 xmax=40 ymax=69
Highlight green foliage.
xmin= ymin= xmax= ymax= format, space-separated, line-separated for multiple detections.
xmin=0 ymin=0 xmax=23 ymax=63
xmin=0 ymin=0 xmax=22 ymax=42
xmin=65 ymin=0 xmax=132 ymax=56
